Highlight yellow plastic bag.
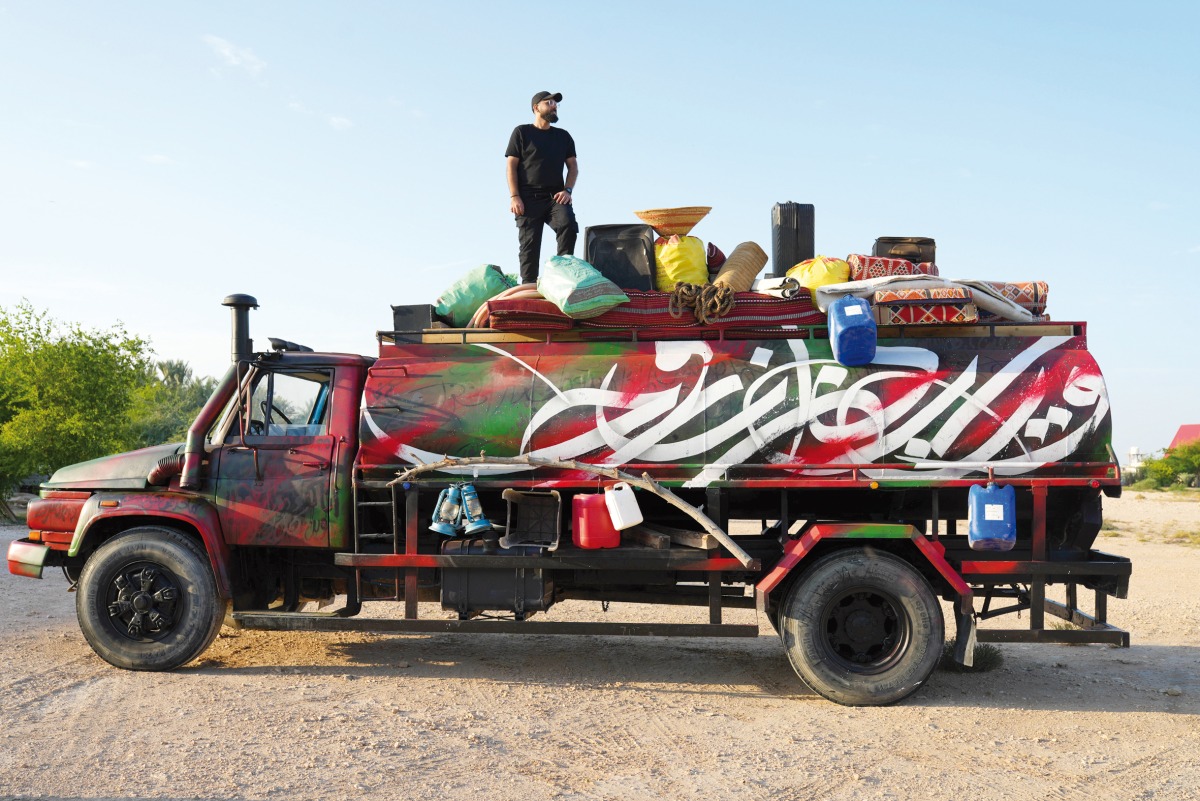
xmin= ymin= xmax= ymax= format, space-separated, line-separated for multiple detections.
xmin=786 ymin=255 xmax=850 ymax=291
xmin=654 ymin=235 xmax=708 ymax=289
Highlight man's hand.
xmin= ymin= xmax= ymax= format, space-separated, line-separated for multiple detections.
xmin=511 ymin=196 xmax=525 ymax=215
xmin=553 ymin=190 xmax=572 ymax=205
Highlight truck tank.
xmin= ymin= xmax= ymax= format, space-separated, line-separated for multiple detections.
xmin=359 ymin=328 xmax=1114 ymax=489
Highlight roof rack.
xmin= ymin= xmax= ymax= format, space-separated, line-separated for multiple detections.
xmin=376 ymin=320 xmax=1082 ymax=347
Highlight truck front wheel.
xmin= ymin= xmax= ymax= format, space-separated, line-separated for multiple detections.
xmin=76 ymin=527 xmax=223 ymax=671
xmin=779 ymin=548 xmax=943 ymax=706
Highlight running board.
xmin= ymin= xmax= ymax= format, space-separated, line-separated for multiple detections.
xmin=232 ymin=612 xmax=760 ymax=638
xmin=975 ymin=627 xmax=1129 ymax=646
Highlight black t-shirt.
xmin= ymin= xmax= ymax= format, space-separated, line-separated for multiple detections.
xmin=505 ymin=125 xmax=576 ymax=193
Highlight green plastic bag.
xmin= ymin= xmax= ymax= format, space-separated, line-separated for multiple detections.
xmin=538 ymin=255 xmax=629 ymax=319
xmin=435 ymin=264 xmax=512 ymax=327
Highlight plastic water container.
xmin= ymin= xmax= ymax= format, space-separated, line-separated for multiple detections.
xmin=968 ymin=482 xmax=1017 ymax=551
xmin=828 ymin=294 xmax=877 ymax=367
xmin=604 ymin=482 xmax=643 ymax=530
xmin=572 ymin=494 xmax=620 ymax=549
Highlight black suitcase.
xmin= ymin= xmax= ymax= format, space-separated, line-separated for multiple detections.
xmin=771 ymin=202 xmax=815 ymax=277
xmin=584 ymin=224 xmax=656 ymax=290
xmin=873 ymin=236 xmax=936 ymax=263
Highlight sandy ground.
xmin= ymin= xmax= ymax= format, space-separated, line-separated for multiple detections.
xmin=2 ymin=493 xmax=1199 ymax=801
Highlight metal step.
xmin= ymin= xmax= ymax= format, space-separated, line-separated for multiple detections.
xmin=232 ymin=611 xmax=760 ymax=637
xmin=334 ymin=550 xmax=757 ymax=572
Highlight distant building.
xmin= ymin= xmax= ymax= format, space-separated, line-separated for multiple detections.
xmin=1168 ymin=424 xmax=1200 ymax=450
xmin=1121 ymin=447 xmax=1146 ymax=483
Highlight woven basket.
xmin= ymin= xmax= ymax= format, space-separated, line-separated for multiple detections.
xmin=633 ymin=206 xmax=711 ymax=237
xmin=712 ymin=242 xmax=768 ymax=292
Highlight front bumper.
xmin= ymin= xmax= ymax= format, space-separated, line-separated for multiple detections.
xmin=7 ymin=539 xmax=50 ymax=579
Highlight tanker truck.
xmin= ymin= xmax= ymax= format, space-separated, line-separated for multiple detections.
xmin=7 ymin=293 xmax=1131 ymax=705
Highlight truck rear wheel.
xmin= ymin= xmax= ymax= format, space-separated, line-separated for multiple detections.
xmin=76 ymin=526 xmax=223 ymax=671
xmin=779 ymin=548 xmax=943 ymax=706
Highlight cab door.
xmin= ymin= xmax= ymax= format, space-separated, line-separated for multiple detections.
xmin=214 ymin=368 xmax=335 ymax=548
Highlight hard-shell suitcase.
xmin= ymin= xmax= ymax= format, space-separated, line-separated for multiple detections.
xmin=583 ymin=224 xmax=656 ymax=291
xmin=771 ymin=202 xmax=815 ymax=277
xmin=872 ymin=236 xmax=936 ymax=264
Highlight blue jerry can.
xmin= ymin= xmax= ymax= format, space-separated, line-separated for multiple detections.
xmin=968 ymin=482 xmax=1017 ymax=551
xmin=828 ymin=294 xmax=876 ymax=367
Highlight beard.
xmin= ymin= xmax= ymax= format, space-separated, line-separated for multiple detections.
xmin=542 ymin=109 xmax=559 ymax=123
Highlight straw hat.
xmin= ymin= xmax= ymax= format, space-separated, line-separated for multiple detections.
xmin=633 ymin=206 xmax=711 ymax=237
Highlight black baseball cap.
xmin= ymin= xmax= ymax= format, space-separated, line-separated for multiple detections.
xmin=531 ymin=91 xmax=562 ymax=108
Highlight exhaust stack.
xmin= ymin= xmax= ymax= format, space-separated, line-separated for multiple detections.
xmin=181 ymin=294 xmax=256 ymax=489
xmin=222 ymin=294 xmax=258 ymax=363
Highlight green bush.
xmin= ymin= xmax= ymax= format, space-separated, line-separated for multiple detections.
xmin=1141 ymin=442 xmax=1200 ymax=488
xmin=1 ymin=302 xmax=151 ymax=502
xmin=1129 ymin=477 xmax=1160 ymax=491
xmin=939 ymin=641 xmax=1004 ymax=673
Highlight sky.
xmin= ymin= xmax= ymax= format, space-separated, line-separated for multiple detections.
xmin=1 ymin=1 xmax=1197 ymax=461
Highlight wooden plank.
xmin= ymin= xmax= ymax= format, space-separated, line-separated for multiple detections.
xmin=642 ymin=522 xmax=719 ymax=550
xmin=418 ymin=330 xmax=588 ymax=345
xmin=622 ymin=525 xmax=670 ymax=549
xmin=390 ymin=322 xmax=1080 ymax=348
xmin=877 ymin=323 xmax=1075 ymax=339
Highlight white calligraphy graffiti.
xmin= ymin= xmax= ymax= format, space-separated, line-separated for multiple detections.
xmin=365 ymin=337 xmax=1109 ymax=484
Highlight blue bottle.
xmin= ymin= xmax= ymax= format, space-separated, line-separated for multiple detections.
xmin=968 ymin=482 xmax=1017 ymax=551
xmin=828 ymin=294 xmax=876 ymax=367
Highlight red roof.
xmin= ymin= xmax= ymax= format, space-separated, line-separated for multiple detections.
xmin=1169 ymin=425 xmax=1200 ymax=449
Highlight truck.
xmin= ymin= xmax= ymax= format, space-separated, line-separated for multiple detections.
xmin=7 ymin=292 xmax=1131 ymax=705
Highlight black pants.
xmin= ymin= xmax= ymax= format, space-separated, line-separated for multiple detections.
xmin=516 ymin=194 xmax=578 ymax=284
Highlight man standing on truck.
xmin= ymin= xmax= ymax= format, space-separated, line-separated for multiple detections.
xmin=506 ymin=91 xmax=578 ymax=284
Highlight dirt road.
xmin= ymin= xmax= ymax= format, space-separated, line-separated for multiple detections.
xmin=2 ymin=494 xmax=1198 ymax=800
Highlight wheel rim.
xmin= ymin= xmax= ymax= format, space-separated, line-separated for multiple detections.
xmin=819 ymin=587 xmax=910 ymax=674
xmin=101 ymin=560 xmax=183 ymax=642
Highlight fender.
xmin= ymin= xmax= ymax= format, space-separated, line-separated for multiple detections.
xmin=757 ymin=522 xmax=978 ymax=666
xmin=68 ymin=492 xmax=234 ymax=599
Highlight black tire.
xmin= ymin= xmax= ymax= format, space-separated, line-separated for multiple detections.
xmin=76 ymin=526 xmax=224 ymax=671
xmin=779 ymin=548 xmax=943 ymax=706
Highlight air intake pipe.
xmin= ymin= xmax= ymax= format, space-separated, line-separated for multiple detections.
xmin=180 ymin=294 xmax=258 ymax=490
xmin=223 ymin=294 xmax=258 ymax=363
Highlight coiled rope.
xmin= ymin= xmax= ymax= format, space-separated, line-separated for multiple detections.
xmin=669 ymin=282 xmax=735 ymax=325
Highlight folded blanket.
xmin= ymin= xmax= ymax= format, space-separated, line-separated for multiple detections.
xmin=975 ymin=281 xmax=1049 ymax=315
xmin=467 ymin=283 xmax=541 ymax=328
xmin=815 ymin=275 xmax=1032 ymax=322
xmin=480 ymin=298 xmax=574 ymax=331
xmin=579 ymin=290 xmax=825 ymax=330
xmin=873 ymin=288 xmax=978 ymax=325
xmin=846 ymin=254 xmax=939 ymax=282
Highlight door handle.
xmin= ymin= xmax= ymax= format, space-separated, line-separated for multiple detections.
xmin=302 ymin=461 xmax=330 ymax=470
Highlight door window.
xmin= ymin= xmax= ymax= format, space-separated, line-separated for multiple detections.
xmin=243 ymin=371 xmax=331 ymax=438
